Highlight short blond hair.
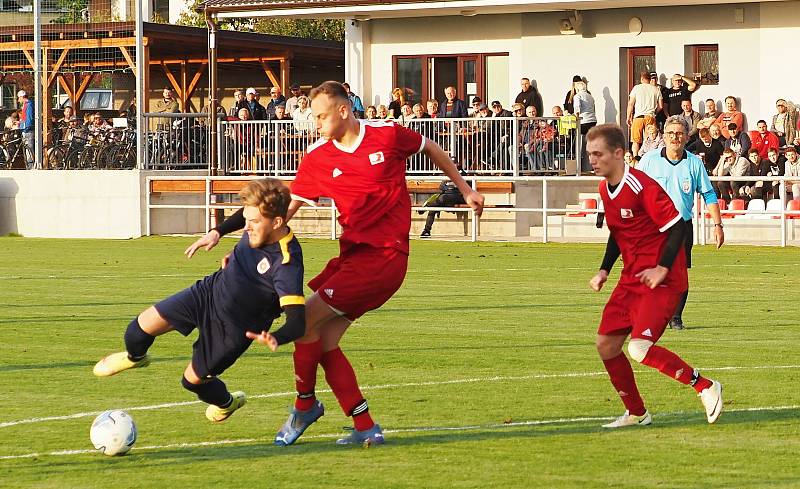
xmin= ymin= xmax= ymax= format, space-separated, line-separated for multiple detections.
xmin=239 ymin=178 xmax=290 ymax=218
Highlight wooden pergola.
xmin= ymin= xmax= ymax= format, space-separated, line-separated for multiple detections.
xmin=0 ymin=22 xmax=343 ymax=144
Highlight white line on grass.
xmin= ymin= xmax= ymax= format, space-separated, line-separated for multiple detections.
xmin=2 ymin=404 xmax=798 ymax=461
xmin=2 ymin=364 xmax=798 ymax=430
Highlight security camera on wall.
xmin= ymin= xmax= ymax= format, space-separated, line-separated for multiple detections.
xmin=559 ymin=18 xmax=576 ymax=35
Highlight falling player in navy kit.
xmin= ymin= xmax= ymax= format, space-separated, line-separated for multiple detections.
xmin=94 ymin=178 xmax=306 ymax=423
xmin=586 ymin=124 xmax=723 ymax=428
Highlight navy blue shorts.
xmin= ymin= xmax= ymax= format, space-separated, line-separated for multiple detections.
xmin=683 ymin=219 xmax=693 ymax=269
xmin=154 ymin=278 xmax=253 ymax=379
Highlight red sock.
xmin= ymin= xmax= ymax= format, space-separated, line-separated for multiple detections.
xmin=293 ymin=340 xmax=323 ymax=410
xmin=320 ymin=347 xmax=374 ymax=431
xmin=641 ymin=345 xmax=712 ymax=393
xmin=602 ymin=353 xmax=646 ymax=416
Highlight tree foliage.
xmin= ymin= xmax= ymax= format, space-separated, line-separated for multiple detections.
xmin=52 ymin=0 xmax=89 ymax=24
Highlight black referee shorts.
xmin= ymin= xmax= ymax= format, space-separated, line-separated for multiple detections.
xmin=683 ymin=219 xmax=693 ymax=269
xmin=154 ymin=278 xmax=253 ymax=379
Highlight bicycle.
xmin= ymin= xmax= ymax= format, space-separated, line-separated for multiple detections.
xmin=0 ymin=129 xmax=33 ymax=170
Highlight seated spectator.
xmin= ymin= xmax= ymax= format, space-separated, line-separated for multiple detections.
xmin=365 ymin=105 xmax=377 ymax=120
xmin=713 ymin=148 xmax=751 ymax=201
xmin=412 ymin=103 xmax=430 ymax=119
xmin=771 ymin=99 xmax=797 ymax=146
xmin=388 ymin=87 xmax=405 ymax=119
xmin=469 ymin=96 xmax=483 ymax=117
xmin=88 ymin=112 xmax=110 ymax=136
xmin=291 ymin=96 xmax=314 ymax=133
xmin=234 ymin=107 xmax=257 ymax=168
xmin=724 ymin=122 xmax=751 ymax=159
xmin=399 ymin=103 xmax=414 ymax=124
xmin=749 ymin=119 xmax=780 ymax=160
xmin=624 ymin=150 xmax=635 ymax=167
xmin=526 ymin=105 xmax=538 ymax=118
xmin=679 ymin=100 xmax=701 ymax=140
xmin=713 ymin=96 xmax=745 ymax=139
xmin=273 ymin=104 xmax=292 ymax=121
xmin=437 ymin=86 xmax=468 ymax=118
xmin=552 ymin=106 xmax=564 ymax=117
xmin=709 ymin=123 xmax=726 ymax=146
xmin=377 ymin=105 xmax=389 ymax=119
xmin=491 ymin=100 xmax=512 ymax=117
xmin=785 ymin=146 xmax=800 ymax=199
xmin=419 ymin=179 xmax=466 ymax=238
xmin=638 ymin=123 xmax=665 ymax=156
xmin=426 ymin=100 xmax=439 ymax=119
xmin=687 ymin=127 xmax=724 ymax=175
xmin=765 ymin=147 xmax=785 ymax=198
xmin=4 ymin=111 xmax=19 ymax=130
xmin=747 ymin=148 xmax=772 ymax=201
xmin=696 ymin=98 xmax=719 ymax=133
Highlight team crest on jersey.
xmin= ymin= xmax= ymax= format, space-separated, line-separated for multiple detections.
xmin=682 ymin=179 xmax=691 ymax=193
xmin=369 ymin=151 xmax=385 ymax=165
xmin=257 ymin=257 xmax=271 ymax=274
xmin=332 ymin=168 xmax=343 ymax=178
xmin=620 ymin=208 xmax=634 ymax=218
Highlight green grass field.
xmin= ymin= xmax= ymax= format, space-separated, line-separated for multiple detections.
xmin=1 ymin=236 xmax=799 ymax=488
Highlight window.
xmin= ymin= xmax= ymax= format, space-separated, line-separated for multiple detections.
xmin=691 ymin=45 xmax=718 ymax=85
xmin=0 ymin=84 xmax=16 ymax=110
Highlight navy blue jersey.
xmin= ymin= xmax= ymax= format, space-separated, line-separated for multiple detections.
xmin=210 ymin=230 xmax=305 ymax=332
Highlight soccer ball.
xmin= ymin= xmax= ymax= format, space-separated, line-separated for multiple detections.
xmin=90 ymin=410 xmax=137 ymax=456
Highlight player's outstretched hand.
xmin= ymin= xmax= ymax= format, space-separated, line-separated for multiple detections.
xmin=246 ymin=330 xmax=278 ymax=352
xmin=635 ymin=265 xmax=668 ymax=289
xmin=184 ymin=230 xmax=221 ymax=259
xmin=714 ymin=226 xmax=725 ymax=249
xmin=221 ymin=251 xmax=232 ymax=269
xmin=589 ymin=270 xmax=608 ymax=291
xmin=465 ymin=190 xmax=485 ymax=217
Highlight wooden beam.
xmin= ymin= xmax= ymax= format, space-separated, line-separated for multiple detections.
xmin=260 ymin=61 xmax=280 ymax=88
xmin=119 ymin=46 xmax=136 ymax=77
xmin=42 ymin=47 xmax=52 ymax=151
xmin=47 ymin=48 xmax=70 ymax=88
xmin=180 ymin=61 xmax=188 ymax=111
xmin=161 ymin=62 xmax=182 ymax=99
xmin=57 ymin=75 xmax=75 ymax=103
xmin=149 ymin=56 xmax=290 ymax=65
xmin=143 ymin=44 xmax=150 ymax=113
xmin=280 ymin=57 xmax=289 ymax=95
xmin=185 ymin=62 xmax=207 ymax=105
xmin=21 ymin=49 xmax=34 ymax=69
xmin=0 ymin=37 xmax=142 ymax=52
xmin=75 ymin=73 xmax=95 ymax=105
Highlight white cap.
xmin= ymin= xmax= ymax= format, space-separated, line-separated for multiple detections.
xmin=245 ymin=87 xmax=257 ymax=95
xmin=17 ymin=90 xmax=26 ymax=97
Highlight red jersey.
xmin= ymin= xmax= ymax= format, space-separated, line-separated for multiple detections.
xmin=599 ymin=166 xmax=688 ymax=291
xmin=290 ymin=120 xmax=425 ymax=254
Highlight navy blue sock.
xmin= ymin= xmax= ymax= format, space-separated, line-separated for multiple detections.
xmin=181 ymin=376 xmax=232 ymax=407
xmin=124 ymin=318 xmax=155 ymax=361
xmin=673 ymin=290 xmax=689 ymax=320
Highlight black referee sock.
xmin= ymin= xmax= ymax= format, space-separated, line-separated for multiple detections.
xmin=181 ymin=376 xmax=232 ymax=407
xmin=673 ymin=290 xmax=689 ymax=320
xmin=124 ymin=318 xmax=155 ymax=361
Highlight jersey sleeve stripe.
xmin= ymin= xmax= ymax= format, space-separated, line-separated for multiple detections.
xmin=659 ymin=213 xmax=683 ymax=233
xmin=290 ymin=193 xmax=318 ymax=206
xmin=415 ymin=136 xmax=426 ymax=155
xmin=278 ymin=232 xmax=294 ymax=264
xmin=279 ymin=295 xmax=306 ymax=307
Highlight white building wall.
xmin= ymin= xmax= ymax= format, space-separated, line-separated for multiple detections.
xmin=362 ymin=1 xmax=799 ymax=128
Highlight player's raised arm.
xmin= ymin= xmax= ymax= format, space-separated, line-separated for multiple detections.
xmin=422 ymin=138 xmax=485 ymax=217
xmin=184 ymin=207 xmax=246 ymax=258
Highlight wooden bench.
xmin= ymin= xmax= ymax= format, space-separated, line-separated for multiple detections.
xmin=150 ymin=179 xmax=293 ymax=195
xmin=406 ymin=180 xmax=515 ymax=209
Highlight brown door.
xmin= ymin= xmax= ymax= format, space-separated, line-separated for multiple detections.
xmin=627 ymin=47 xmax=656 ymax=93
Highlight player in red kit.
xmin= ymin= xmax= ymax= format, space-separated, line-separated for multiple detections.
xmin=185 ymin=81 xmax=484 ymax=445
xmin=586 ymin=124 xmax=723 ymax=428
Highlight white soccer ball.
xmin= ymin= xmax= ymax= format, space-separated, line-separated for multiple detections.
xmin=90 ymin=409 xmax=137 ymax=456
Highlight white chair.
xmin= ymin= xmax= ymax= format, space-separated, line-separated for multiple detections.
xmin=765 ymin=199 xmax=783 ymax=219
xmin=742 ymin=198 xmax=766 ymax=219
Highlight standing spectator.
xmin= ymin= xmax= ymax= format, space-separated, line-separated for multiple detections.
xmin=437 ymin=86 xmax=468 ymax=118
xmin=713 ymin=96 xmax=745 ymax=140
xmin=342 ymin=83 xmax=364 ymax=119
xmin=291 ymin=96 xmax=313 ymax=133
xmin=679 ymin=100 xmax=702 ymax=140
xmin=626 ymin=72 xmax=663 ymax=157
xmin=388 ymin=87 xmax=405 ymax=119
xmin=687 ymin=128 xmax=724 ymax=175
xmin=365 ymin=105 xmax=377 ymax=120
xmin=723 ymin=123 xmax=751 ymax=159
xmin=563 ymin=75 xmax=584 ymax=114
xmin=228 ymin=89 xmax=246 ymax=118
xmin=785 ymin=146 xmax=800 ymax=199
xmin=650 ymin=72 xmax=668 ymax=129
xmin=398 ymin=103 xmax=414 ymax=125
xmin=267 ymin=86 xmax=287 ymax=119
xmin=285 ymin=84 xmax=302 ymax=115
xmin=426 ymin=100 xmax=439 ymax=119
xmin=244 ymin=88 xmax=266 ymax=120
xmin=491 ymin=100 xmax=512 ymax=118
xmin=412 ymin=103 xmax=430 ymax=119
xmin=573 ymin=81 xmax=596 ymax=173
xmin=771 ymin=99 xmax=797 ymax=146
xmin=468 ymin=96 xmax=483 ymax=117
xmin=515 ymin=77 xmax=543 ymax=117
xmin=17 ymin=90 xmax=34 ymax=168
xmin=155 ymin=88 xmax=179 ymax=130
xmin=750 ymin=120 xmax=780 ymax=160
xmin=638 ymin=123 xmax=666 ymax=157
xmin=664 ymin=74 xmax=700 ymax=117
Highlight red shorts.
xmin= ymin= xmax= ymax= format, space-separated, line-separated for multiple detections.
xmin=597 ymin=284 xmax=683 ymax=342
xmin=308 ymin=244 xmax=408 ymax=321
